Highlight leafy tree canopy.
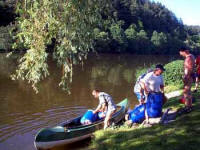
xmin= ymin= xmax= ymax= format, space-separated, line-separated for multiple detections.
xmin=12 ymin=0 xmax=113 ymax=92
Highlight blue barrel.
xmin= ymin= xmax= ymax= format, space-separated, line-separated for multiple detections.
xmin=80 ymin=110 xmax=98 ymax=124
xmin=146 ymin=93 xmax=163 ymax=118
xmin=129 ymin=104 xmax=145 ymax=123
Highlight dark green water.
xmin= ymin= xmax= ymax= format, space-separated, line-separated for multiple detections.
xmin=0 ymin=53 xmax=178 ymax=150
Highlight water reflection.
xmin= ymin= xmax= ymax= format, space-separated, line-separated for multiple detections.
xmin=0 ymin=53 xmax=177 ymax=150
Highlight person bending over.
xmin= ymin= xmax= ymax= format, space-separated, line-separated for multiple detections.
xmin=92 ymin=90 xmax=116 ymax=129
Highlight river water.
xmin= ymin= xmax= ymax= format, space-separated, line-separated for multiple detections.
xmin=0 ymin=53 xmax=178 ymax=150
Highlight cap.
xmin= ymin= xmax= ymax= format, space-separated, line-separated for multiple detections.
xmin=155 ymin=64 xmax=165 ymax=71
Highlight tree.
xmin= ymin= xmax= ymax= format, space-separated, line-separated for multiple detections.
xmin=12 ymin=0 xmax=113 ymax=92
xmin=151 ymin=31 xmax=167 ymax=53
xmin=151 ymin=31 xmax=167 ymax=46
xmin=109 ymin=21 xmax=128 ymax=52
xmin=136 ymin=29 xmax=150 ymax=53
xmin=93 ymin=28 xmax=111 ymax=52
xmin=125 ymin=24 xmax=137 ymax=40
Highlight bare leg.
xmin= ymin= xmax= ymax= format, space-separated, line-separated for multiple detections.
xmin=195 ymin=77 xmax=199 ymax=90
xmin=104 ymin=110 xmax=115 ymax=129
xmin=184 ymin=81 xmax=192 ymax=108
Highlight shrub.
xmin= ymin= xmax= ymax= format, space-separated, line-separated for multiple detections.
xmin=163 ymin=60 xmax=184 ymax=87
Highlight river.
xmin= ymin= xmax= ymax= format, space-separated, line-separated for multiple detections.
xmin=0 ymin=53 xmax=178 ymax=150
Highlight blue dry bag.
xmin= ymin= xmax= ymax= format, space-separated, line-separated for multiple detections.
xmin=80 ymin=110 xmax=99 ymax=124
xmin=129 ymin=104 xmax=145 ymax=123
xmin=146 ymin=93 xmax=163 ymax=118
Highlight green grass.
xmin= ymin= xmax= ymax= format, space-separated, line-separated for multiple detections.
xmin=90 ymin=90 xmax=200 ymax=150
xmin=164 ymin=84 xmax=183 ymax=93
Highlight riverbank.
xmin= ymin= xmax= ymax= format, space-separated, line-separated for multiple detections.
xmin=89 ymin=90 xmax=200 ymax=150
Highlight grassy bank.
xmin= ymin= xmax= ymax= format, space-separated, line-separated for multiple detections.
xmin=89 ymin=90 xmax=200 ymax=150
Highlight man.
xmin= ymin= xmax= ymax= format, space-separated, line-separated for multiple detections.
xmin=194 ymin=55 xmax=200 ymax=92
xmin=140 ymin=64 xmax=165 ymax=122
xmin=92 ymin=90 xmax=117 ymax=129
xmin=134 ymin=69 xmax=153 ymax=104
xmin=179 ymin=47 xmax=195 ymax=112
xmin=140 ymin=64 xmax=165 ymax=96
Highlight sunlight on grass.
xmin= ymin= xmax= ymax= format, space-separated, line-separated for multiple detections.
xmin=90 ymin=89 xmax=200 ymax=150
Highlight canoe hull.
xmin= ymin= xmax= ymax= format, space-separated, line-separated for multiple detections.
xmin=34 ymin=98 xmax=129 ymax=149
xmin=35 ymin=133 xmax=92 ymax=149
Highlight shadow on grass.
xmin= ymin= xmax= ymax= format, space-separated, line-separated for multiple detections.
xmin=90 ymin=91 xmax=200 ymax=150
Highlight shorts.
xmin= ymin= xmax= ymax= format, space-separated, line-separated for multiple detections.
xmin=107 ymin=107 xmax=116 ymax=114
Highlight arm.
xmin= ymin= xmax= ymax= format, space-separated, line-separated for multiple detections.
xmin=138 ymin=82 xmax=145 ymax=103
xmin=140 ymin=81 xmax=149 ymax=95
xmin=160 ymin=84 xmax=164 ymax=93
xmin=184 ymin=56 xmax=194 ymax=76
xmin=93 ymin=104 xmax=102 ymax=114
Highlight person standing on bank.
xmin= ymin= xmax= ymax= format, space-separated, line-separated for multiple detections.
xmin=179 ymin=47 xmax=195 ymax=112
xmin=92 ymin=90 xmax=117 ymax=129
xmin=140 ymin=64 xmax=165 ymax=123
xmin=194 ymin=54 xmax=200 ymax=92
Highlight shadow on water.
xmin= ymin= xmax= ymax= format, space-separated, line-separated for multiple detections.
xmin=0 ymin=53 xmax=179 ymax=150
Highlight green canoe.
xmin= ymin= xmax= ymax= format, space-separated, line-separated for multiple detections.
xmin=34 ymin=98 xmax=129 ymax=149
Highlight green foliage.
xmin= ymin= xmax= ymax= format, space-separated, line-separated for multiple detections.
xmin=2 ymin=0 xmax=200 ymax=55
xmin=109 ymin=21 xmax=128 ymax=52
xmin=1 ymin=0 xmax=200 ymax=93
xmin=125 ymin=24 xmax=137 ymax=40
xmin=12 ymin=0 xmax=114 ymax=92
xmin=0 ymin=25 xmax=13 ymax=50
xmin=163 ymin=60 xmax=184 ymax=87
xmin=151 ymin=31 xmax=167 ymax=47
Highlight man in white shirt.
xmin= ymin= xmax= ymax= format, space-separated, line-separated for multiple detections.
xmin=140 ymin=64 xmax=165 ymax=122
xmin=141 ymin=64 xmax=164 ymax=95
xmin=92 ymin=90 xmax=117 ymax=129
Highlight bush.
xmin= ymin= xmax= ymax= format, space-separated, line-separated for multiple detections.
xmin=163 ymin=60 xmax=184 ymax=87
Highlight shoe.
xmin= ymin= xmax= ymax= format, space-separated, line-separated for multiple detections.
xmin=177 ymin=107 xmax=192 ymax=115
xmin=185 ymin=107 xmax=192 ymax=113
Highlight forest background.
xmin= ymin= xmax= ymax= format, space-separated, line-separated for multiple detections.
xmin=1 ymin=0 xmax=200 ymax=54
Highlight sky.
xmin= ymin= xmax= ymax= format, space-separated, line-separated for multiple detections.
xmin=151 ymin=0 xmax=200 ymax=26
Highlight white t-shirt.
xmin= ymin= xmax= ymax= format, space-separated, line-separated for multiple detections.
xmin=134 ymin=74 xmax=146 ymax=93
xmin=141 ymin=72 xmax=164 ymax=93
xmin=98 ymin=92 xmax=116 ymax=111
